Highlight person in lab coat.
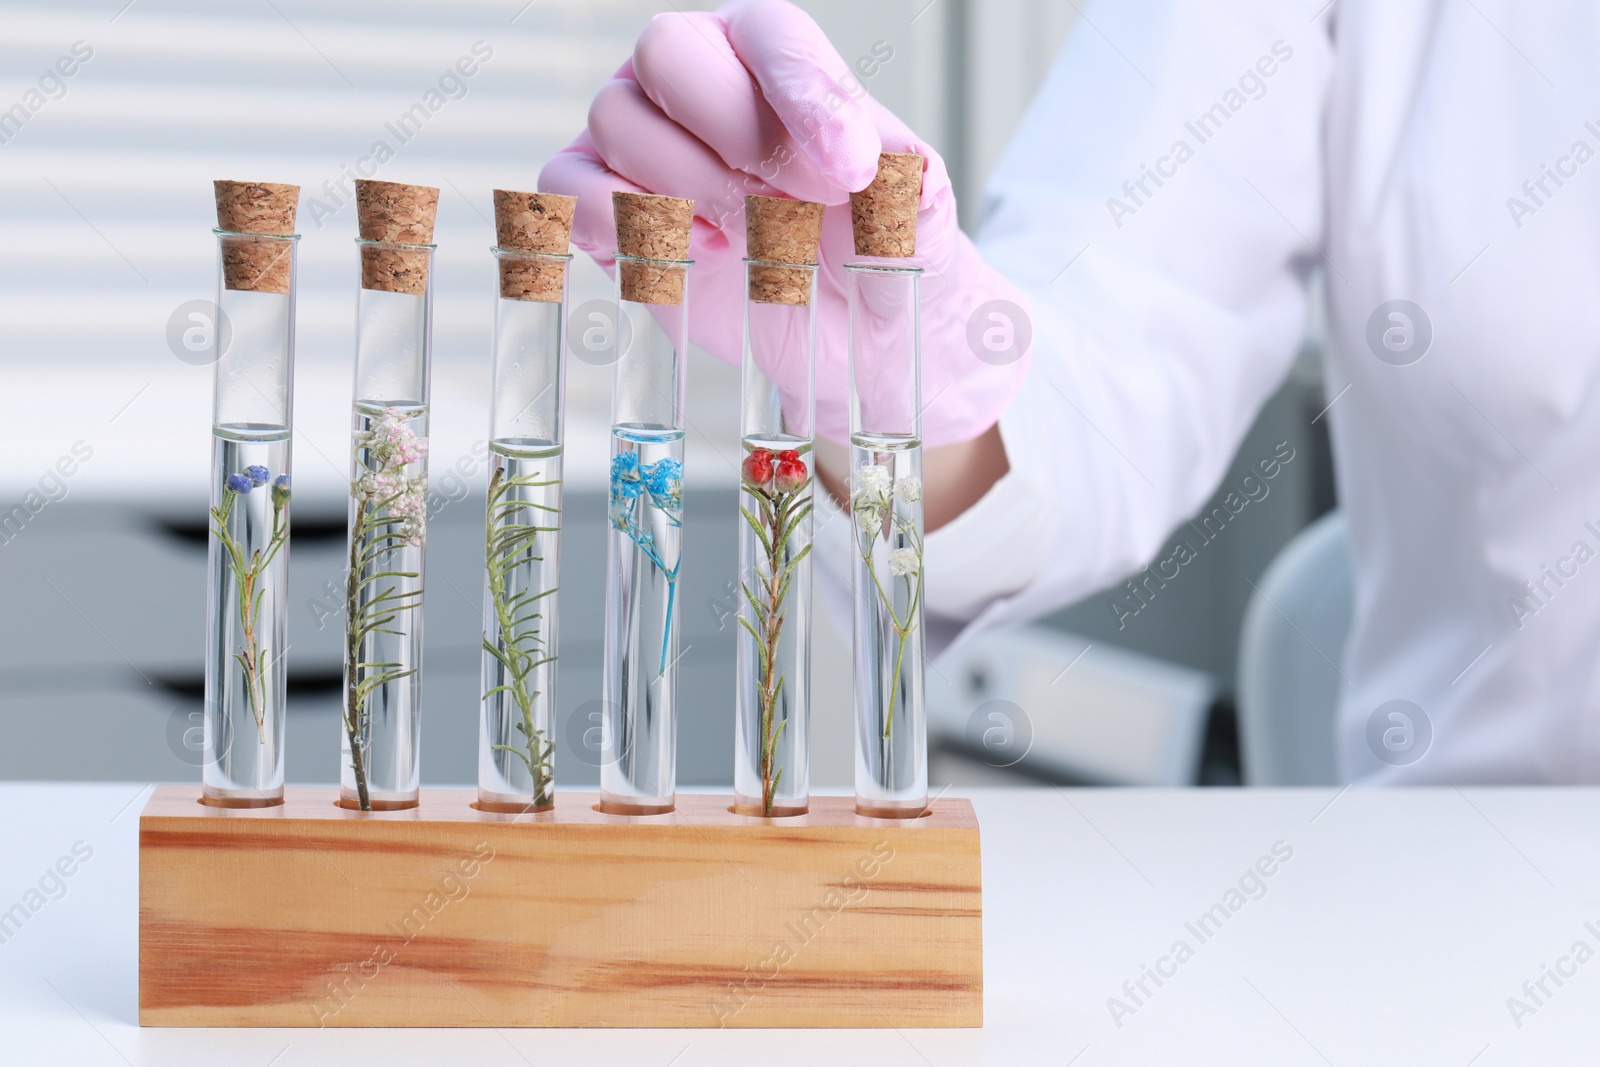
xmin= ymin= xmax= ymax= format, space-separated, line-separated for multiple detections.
xmin=542 ymin=0 xmax=1597 ymax=784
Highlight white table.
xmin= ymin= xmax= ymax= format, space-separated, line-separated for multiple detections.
xmin=1 ymin=782 xmax=1594 ymax=1065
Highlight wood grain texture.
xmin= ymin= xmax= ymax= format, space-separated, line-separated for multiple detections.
xmin=139 ymin=786 xmax=982 ymax=1028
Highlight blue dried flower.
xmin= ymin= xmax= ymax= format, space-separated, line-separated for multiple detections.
xmin=610 ymin=451 xmax=644 ymax=499
xmin=611 ymin=452 xmax=641 ymax=479
xmin=645 ymin=458 xmax=682 ymax=497
xmin=271 ymin=473 xmax=291 ymax=507
xmin=245 ymin=465 xmax=270 ymax=486
xmin=226 ymin=473 xmax=254 ymax=493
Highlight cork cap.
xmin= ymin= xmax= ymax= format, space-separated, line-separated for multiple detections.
xmin=356 ymin=179 xmax=440 ymax=295
xmin=213 ymin=180 xmax=299 ymax=294
xmin=746 ymin=195 xmax=824 ymax=305
xmin=614 ymin=191 xmax=693 ymax=305
xmin=493 ymin=190 xmax=576 ymax=302
xmin=850 ymin=152 xmax=922 ymax=258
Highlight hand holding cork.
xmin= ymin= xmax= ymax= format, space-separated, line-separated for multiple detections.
xmin=538 ymin=0 xmax=1030 ymax=451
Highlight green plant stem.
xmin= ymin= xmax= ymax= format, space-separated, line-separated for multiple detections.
xmin=483 ymin=465 xmax=559 ymax=808
xmin=857 ymin=513 xmax=923 ymax=740
xmin=739 ymin=480 xmax=812 ymax=816
xmin=758 ymin=492 xmax=789 ymax=815
xmin=343 ymin=491 xmax=424 ymax=812
xmin=343 ymin=497 xmax=372 ymax=812
xmin=341 ymin=407 xmax=427 ymax=812
xmin=210 ymin=487 xmax=289 ymax=744
xmin=612 ymin=464 xmax=682 ymax=676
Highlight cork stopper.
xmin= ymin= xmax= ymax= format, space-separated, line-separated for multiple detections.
xmin=745 ymin=195 xmax=824 ymax=305
xmin=355 ymin=179 xmax=440 ymax=295
xmin=213 ymin=180 xmax=299 ymax=294
xmin=614 ymin=191 xmax=693 ymax=305
xmin=850 ymin=152 xmax=922 ymax=258
xmin=493 ymin=190 xmax=576 ymax=302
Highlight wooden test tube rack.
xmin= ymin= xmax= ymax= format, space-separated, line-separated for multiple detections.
xmin=138 ymin=786 xmax=982 ymax=1028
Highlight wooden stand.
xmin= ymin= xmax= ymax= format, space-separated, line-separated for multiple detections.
xmin=138 ymin=786 xmax=982 ymax=1028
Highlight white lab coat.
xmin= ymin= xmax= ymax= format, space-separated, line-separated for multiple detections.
xmin=924 ymin=0 xmax=1600 ymax=783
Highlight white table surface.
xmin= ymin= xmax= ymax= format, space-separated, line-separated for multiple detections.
xmin=1 ymin=782 xmax=1595 ymax=1065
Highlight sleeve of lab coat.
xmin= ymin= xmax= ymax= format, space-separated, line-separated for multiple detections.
xmin=923 ymin=0 xmax=1334 ymax=645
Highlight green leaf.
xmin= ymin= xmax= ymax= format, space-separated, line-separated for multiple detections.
xmin=776 ymin=541 xmax=813 ymax=588
xmin=740 ymin=581 xmax=768 ymax=623
xmin=367 ymin=566 xmax=422 ymax=579
xmin=491 ymin=743 xmax=536 ymax=776
xmin=482 ymin=639 xmax=513 ymax=669
xmin=738 ymin=616 xmax=768 ymax=680
xmin=776 ymin=502 xmax=814 ymax=546
xmin=739 ymin=506 xmax=772 ymax=556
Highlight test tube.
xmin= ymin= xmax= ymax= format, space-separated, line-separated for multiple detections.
xmin=202 ymin=180 xmax=299 ymax=808
xmin=600 ymin=192 xmax=694 ymax=815
xmin=340 ymin=180 xmax=438 ymax=812
xmin=847 ymin=154 xmax=928 ymax=818
xmin=734 ymin=195 xmax=824 ymax=817
xmin=477 ymin=190 xmax=576 ymax=814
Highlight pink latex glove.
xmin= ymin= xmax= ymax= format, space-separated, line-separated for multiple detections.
xmin=538 ymin=0 xmax=1030 ymax=448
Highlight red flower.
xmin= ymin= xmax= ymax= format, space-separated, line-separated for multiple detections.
xmin=741 ymin=448 xmax=774 ymax=488
xmin=774 ymin=450 xmax=808 ymax=493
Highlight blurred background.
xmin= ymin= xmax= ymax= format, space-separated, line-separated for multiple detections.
xmin=0 ymin=0 xmax=1334 ymax=793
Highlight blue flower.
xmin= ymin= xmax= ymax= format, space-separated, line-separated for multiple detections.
xmin=611 ymin=452 xmax=640 ymax=478
xmin=271 ymin=473 xmax=291 ymax=507
xmin=273 ymin=473 xmax=290 ymax=488
xmin=645 ymin=458 xmax=682 ymax=497
xmin=610 ymin=452 xmax=645 ymax=499
xmin=226 ymin=473 xmax=254 ymax=493
xmin=245 ymin=465 xmax=270 ymax=486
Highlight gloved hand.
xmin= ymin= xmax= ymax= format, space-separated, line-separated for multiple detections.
xmin=539 ymin=0 xmax=1030 ymax=448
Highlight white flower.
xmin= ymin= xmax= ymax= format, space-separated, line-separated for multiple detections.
xmin=889 ymin=547 xmax=921 ymax=577
xmin=895 ymin=477 xmax=922 ymax=504
xmin=856 ymin=463 xmax=891 ymax=495
xmin=855 ymin=507 xmax=879 ymax=533
xmin=356 ymin=408 xmax=426 ymax=474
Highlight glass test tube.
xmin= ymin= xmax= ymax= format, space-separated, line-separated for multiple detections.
xmin=847 ymin=262 xmax=927 ymax=818
xmin=734 ymin=256 xmax=817 ymax=817
xmin=341 ymin=237 xmax=433 ymax=811
xmin=203 ymin=221 xmax=298 ymax=807
xmin=600 ymin=251 xmax=691 ymax=814
xmin=477 ymin=247 xmax=571 ymax=813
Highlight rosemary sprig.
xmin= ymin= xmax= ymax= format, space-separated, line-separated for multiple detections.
xmin=482 ymin=462 xmax=560 ymax=809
